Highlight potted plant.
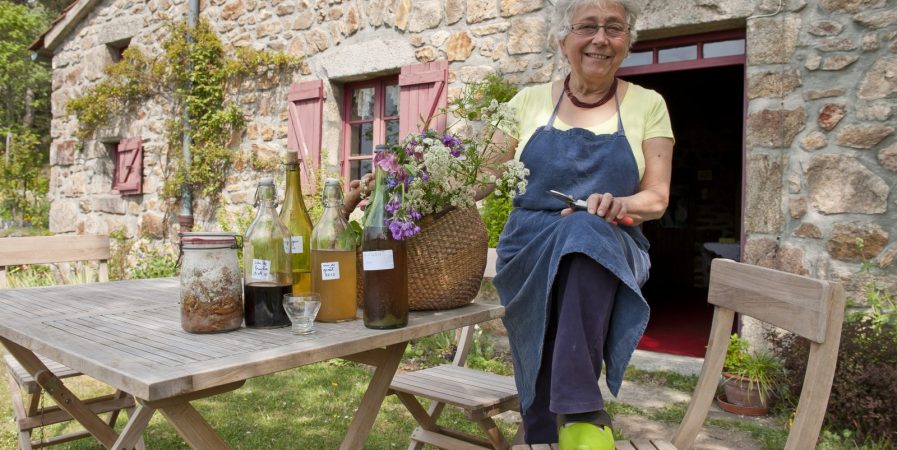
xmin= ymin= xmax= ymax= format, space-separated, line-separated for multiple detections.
xmin=718 ymin=333 xmax=783 ymax=416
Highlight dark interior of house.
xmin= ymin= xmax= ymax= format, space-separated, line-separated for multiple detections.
xmin=622 ymin=64 xmax=744 ymax=357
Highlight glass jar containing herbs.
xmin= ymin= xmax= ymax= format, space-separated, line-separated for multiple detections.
xmin=179 ymin=232 xmax=243 ymax=333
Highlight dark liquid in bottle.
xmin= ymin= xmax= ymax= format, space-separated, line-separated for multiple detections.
xmin=244 ymin=282 xmax=292 ymax=328
xmin=362 ymin=230 xmax=408 ymax=329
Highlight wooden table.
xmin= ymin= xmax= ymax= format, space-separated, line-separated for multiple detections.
xmin=0 ymin=278 xmax=504 ymax=449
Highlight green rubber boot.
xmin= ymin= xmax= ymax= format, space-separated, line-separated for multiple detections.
xmin=558 ymin=422 xmax=614 ymax=450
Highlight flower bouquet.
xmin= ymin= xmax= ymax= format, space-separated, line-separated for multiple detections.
xmin=361 ymin=77 xmax=528 ymax=310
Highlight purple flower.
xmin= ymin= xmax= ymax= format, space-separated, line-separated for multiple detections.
xmin=385 ymin=197 xmax=401 ymax=214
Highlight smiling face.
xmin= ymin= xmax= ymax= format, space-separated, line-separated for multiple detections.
xmin=560 ymin=2 xmax=631 ymax=84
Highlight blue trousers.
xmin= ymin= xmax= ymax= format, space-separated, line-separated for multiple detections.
xmin=522 ymin=253 xmax=619 ymax=444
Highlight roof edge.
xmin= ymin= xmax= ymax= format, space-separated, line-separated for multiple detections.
xmin=28 ymin=0 xmax=101 ymax=55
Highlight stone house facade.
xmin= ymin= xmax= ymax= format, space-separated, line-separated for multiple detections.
xmin=30 ymin=0 xmax=897 ymax=343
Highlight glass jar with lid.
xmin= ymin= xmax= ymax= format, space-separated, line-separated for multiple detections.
xmin=179 ymin=232 xmax=243 ymax=333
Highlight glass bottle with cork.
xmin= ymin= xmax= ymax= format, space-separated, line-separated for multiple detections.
xmin=311 ymin=178 xmax=357 ymax=322
xmin=243 ymin=177 xmax=292 ymax=328
xmin=279 ymin=151 xmax=313 ymax=294
xmin=362 ymin=145 xmax=408 ymax=329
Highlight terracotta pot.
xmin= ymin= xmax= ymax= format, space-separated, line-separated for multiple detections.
xmin=719 ymin=373 xmax=768 ymax=416
xmin=717 ymin=395 xmax=768 ymax=416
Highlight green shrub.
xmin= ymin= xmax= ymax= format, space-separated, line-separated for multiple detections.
xmin=768 ymin=239 xmax=897 ymax=445
xmin=481 ymin=192 xmax=513 ymax=247
xmin=128 ymin=246 xmax=178 ymax=279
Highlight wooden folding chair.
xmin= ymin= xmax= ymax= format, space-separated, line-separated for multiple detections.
xmin=389 ymin=249 xmax=521 ymax=449
xmin=0 ymin=235 xmax=143 ymax=450
xmin=512 ymin=258 xmax=846 ymax=450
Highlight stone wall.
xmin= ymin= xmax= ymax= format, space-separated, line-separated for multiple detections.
xmin=47 ymin=0 xmax=897 ymax=309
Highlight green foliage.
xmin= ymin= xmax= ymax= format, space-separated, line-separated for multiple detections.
xmin=481 ymin=192 xmax=513 ymax=247
xmin=108 ymin=227 xmax=133 ymax=281
xmin=0 ymin=129 xmax=49 ymax=226
xmin=66 ymin=19 xmax=302 ymax=203
xmin=769 ymin=240 xmax=897 ymax=445
xmin=723 ymin=334 xmax=782 ymax=405
xmin=622 ymin=367 xmax=698 ymax=393
xmin=448 ymin=73 xmax=519 ymax=121
xmin=0 ymin=1 xmax=51 ymax=132
xmin=127 ymin=242 xmax=178 ymax=279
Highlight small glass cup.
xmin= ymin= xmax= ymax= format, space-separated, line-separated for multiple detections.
xmin=282 ymin=293 xmax=322 ymax=335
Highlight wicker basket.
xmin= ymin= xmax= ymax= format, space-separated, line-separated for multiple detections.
xmin=356 ymin=206 xmax=488 ymax=310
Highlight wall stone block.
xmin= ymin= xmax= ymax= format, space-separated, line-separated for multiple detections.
xmin=746 ymin=107 xmax=805 ymax=148
xmin=745 ymin=153 xmax=785 ymax=234
xmin=466 ymin=0 xmax=495 ymax=24
xmin=507 ymin=17 xmax=545 ymax=55
xmin=747 ymin=69 xmax=801 ymax=99
xmin=835 ymin=123 xmax=894 ymax=149
xmin=395 ymin=0 xmax=411 ymax=30
xmin=789 ymin=195 xmax=807 ymax=219
xmin=854 ymin=8 xmax=897 ymax=29
xmin=139 ymin=213 xmax=166 ymax=239
xmin=857 ymin=101 xmax=894 ymax=121
xmin=306 ymin=29 xmax=330 ymax=54
xmin=807 ymin=155 xmax=889 ymax=214
xmin=743 ymin=237 xmax=778 ymax=268
xmin=827 ymin=221 xmax=888 ymax=261
xmin=820 ymin=54 xmax=858 ymax=70
xmin=878 ymin=245 xmax=897 ymax=268
xmin=748 ymin=15 xmax=800 ymax=64
xmin=803 ymin=88 xmax=844 ymax=100
xmin=777 ymin=245 xmax=810 ymax=275
xmin=430 ymin=30 xmax=451 ymax=47
xmin=407 ymin=0 xmax=442 ymax=32
xmin=804 ymin=52 xmax=822 ymax=70
xmin=49 ymin=201 xmax=79 ymax=233
xmin=52 ymin=140 xmax=78 ymax=166
xmin=862 ymin=32 xmax=879 ymax=51
xmin=415 ymin=46 xmax=438 ymax=62
xmin=859 ymin=57 xmax=897 ymax=99
xmin=446 ymin=31 xmax=475 ymax=60
xmin=817 ymin=103 xmax=846 ymax=131
xmin=445 ymin=0 xmax=464 ymax=24
xmin=817 ymin=37 xmax=858 ymax=52
xmin=800 ymin=130 xmax=827 ymax=150
xmin=820 ymin=0 xmax=885 ymax=13
xmin=500 ymin=0 xmax=541 ymax=17
xmin=794 ymin=223 xmax=823 ymax=239
xmin=879 ymin=142 xmax=897 ymax=171
xmin=458 ymin=65 xmax=496 ymax=82
xmin=220 ymin=0 xmax=244 ymax=19
xmin=471 ymin=22 xmax=510 ymax=36
xmin=808 ymin=19 xmax=843 ymax=36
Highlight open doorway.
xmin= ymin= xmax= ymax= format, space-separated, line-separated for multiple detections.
xmin=621 ymin=63 xmax=745 ymax=357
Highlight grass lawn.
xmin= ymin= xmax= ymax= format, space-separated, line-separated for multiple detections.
xmin=0 ymin=334 xmax=519 ymax=449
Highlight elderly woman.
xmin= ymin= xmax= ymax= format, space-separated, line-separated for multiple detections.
xmin=491 ymin=0 xmax=674 ymax=448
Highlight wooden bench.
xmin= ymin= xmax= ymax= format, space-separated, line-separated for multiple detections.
xmin=389 ymin=248 xmax=522 ymax=450
xmin=512 ymin=259 xmax=846 ymax=450
xmin=0 ymin=235 xmax=142 ymax=450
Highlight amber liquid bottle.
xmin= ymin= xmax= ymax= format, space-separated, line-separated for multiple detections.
xmin=279 ymin=152 xmax=313 ymax=294
xmin=243 ymin=177 xmax=292 ymax=328
xmin=362 ymin=147 xmax=408 ymax=329
xmin=311 ymin=178 xmax=357 ymax=322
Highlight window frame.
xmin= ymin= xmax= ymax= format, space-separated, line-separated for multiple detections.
xmin=617 ymin=29 xmax=745 ymax=76
xmin=340 ymin=75 xmax=399 ymax=183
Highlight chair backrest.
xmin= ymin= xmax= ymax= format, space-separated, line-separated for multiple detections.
xmin=452 ymin=248 xmax=500 ymax=367
xmin=672 ymin=259 xmax=846 ymax=450
xmin=0 ymin=235 xmax=111 ymax=288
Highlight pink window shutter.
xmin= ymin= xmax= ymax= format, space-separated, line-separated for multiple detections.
xmin=399 ymin=60 xmax=448 ymax=140
xmin=287 ymin=80 xmax=325 ymax=190
xmin=113 ymin=138 xmax=143 ymax=195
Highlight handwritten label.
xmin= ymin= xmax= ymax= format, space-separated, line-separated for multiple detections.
xmin=320 ymin=262 xmax=340 ymax=281
xmin=283 ymin=238 xmax=291 ymax=254
xmin=362 ymin=250 xmax=394 ymax=271
xmin=251 ymin=259 xmax=272 ymax=281
xmin=290 ymin=236 xmax=304 ymax=254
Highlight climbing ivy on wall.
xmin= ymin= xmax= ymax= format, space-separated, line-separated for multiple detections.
xmin=67 ymin=19 xmax=302 ymax=199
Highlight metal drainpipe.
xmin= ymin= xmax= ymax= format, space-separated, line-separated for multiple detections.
xmin=178 ymin=0 xmax=200 ymax=232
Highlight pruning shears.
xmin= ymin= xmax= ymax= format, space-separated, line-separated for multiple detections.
xmin=546 ymin=190 xmax=635 ymax=226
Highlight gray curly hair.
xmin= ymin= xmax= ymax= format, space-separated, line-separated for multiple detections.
xmin=548 ymin=0 xmax=641 ymax=48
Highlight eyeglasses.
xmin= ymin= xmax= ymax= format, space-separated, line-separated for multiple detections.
xmin=570 ymin=22 xmax=628 ymax=38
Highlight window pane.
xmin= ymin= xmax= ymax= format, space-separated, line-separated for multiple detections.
xmin=385 ymin=119 xmax=399 ymax=145
xmin=351 ymin=159 xmax=373 ymax=181
xmin=621 ymin=51 xmax=652 ymax=68
xmin=351 ymin=87 xmax=375 ymax=121
xmin=703 ymin=39 xmax=745 ymax=58
xmin=385 ymin=83 xmax=400 ymax=117
xmin=350 ymin=123 xmax=373 ymax=156
xmin=658 ymin=45 xmax=697 ymax=63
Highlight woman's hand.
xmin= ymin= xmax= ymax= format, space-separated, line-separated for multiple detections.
xmin=560 ymin=192 xmax=629 ymax=225
xmin=341 ymin=173 xmax=373 ymax=220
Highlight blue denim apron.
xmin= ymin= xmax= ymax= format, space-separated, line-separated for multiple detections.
xmin=493 ymin=90 xmax=651 ymax=412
